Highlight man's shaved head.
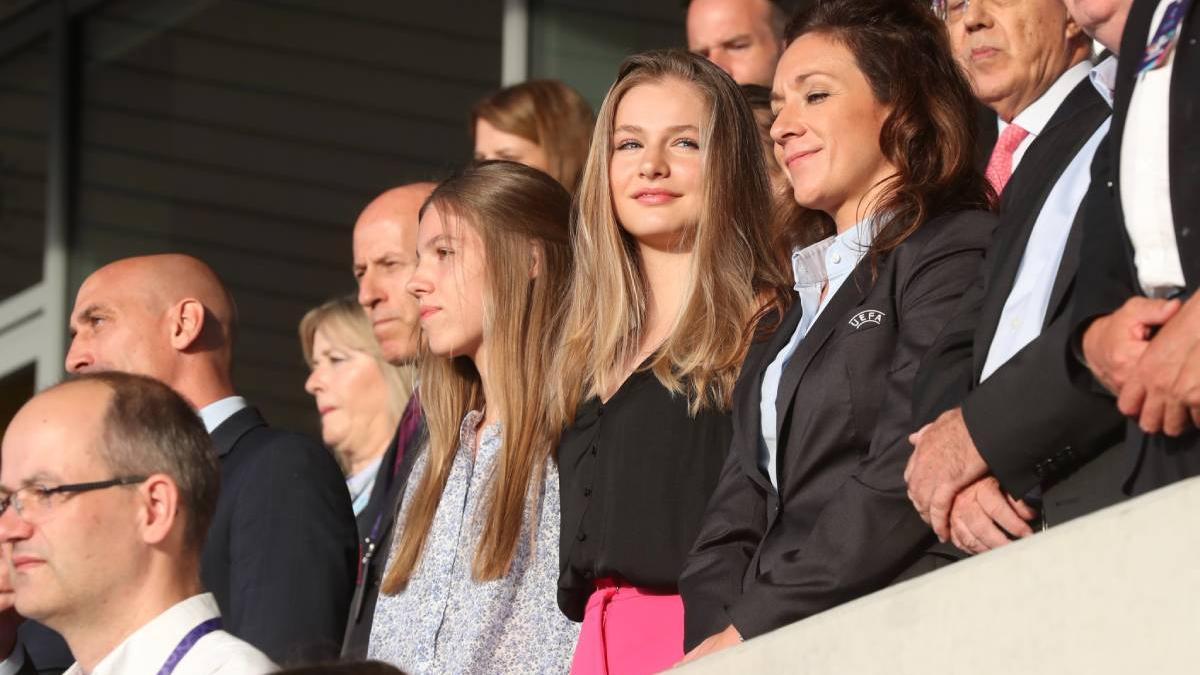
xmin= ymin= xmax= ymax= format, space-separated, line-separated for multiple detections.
xmin=687 ymin=0 xmax=786 ymax=86
xmin=66 ymin=254 xmax=238 ymax=407
xmin=354 ymin=183 xmax=436 ymax=365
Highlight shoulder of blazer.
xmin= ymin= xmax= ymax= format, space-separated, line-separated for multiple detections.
xmin=886 ymin=209 xmax=996 ymax=280
xmin=209 ymin=405 xmax=269 ymax=458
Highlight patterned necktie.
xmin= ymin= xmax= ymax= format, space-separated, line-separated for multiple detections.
xmin=985 ymin=123 xmax=1030 ymax=195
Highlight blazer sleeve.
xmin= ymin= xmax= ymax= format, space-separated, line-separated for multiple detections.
xmin=678 ymin=438 xmax=769 ymax=650
xmin=962 ymin=305 xmax=1127 ymax=497
xmin=911 ymin=256 xmax=988 ymax=426
xmin=1070 ymin=137 xmax=1138 ymax=342
xmin=226 ymin=432 xmax=358 ymax=664
xmin=725 ymin=213 xmax=991 ymax=640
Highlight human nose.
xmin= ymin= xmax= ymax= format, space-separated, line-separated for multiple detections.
xmin=638 ymin=143 xmax=669 ymax=180
xmin=358 ymin=270 xmax=383 ymax=310
xmin=65 ymin=335 xmax=93 ymax=374
xmin=770 ymin=100 xmax=804 ymax=148
xmin=304 ymin=366 xmax=323 ymax=396
xmin=707 ymin=49 xmax=733 ymax=76
xmin=964 ymin=0 xmax=989 ymax=32
xmin=406 ymin=260 xmax=432 ymax=298
xmin=0 ymin=498 xmax=32 ymax=542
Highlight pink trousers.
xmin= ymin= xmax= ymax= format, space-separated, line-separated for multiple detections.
xmin=569 ymin=579 xmax=685 ymax=675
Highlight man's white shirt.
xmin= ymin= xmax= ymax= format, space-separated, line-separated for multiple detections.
xmin=64 ymin=594 xmax=276 ymax=675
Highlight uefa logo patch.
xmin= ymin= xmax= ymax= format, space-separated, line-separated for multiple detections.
xmin=849 ymin=309 xmax=886 ymax=329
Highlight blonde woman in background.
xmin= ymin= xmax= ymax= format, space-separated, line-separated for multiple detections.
xmin=472 ymin=79 xmax=595 ymax=193
xmin=301 ymin=295 xmax=415 ymax=530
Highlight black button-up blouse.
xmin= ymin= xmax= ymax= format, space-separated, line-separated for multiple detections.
xmin=556 ymin=368 xmax=733 ymax=621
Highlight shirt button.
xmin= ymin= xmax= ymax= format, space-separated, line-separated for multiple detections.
xmin=1181 ymin=227 xmax=1191 ymax=239
xmin=583 ymin=487 xmax=592 ymax=497
xmin=590 ymin=445 xmax=597 ymax=456
xmin=576 ymin=531 xmax=587 ymax=542
xmin=831 ymin=252 xmax=842 ymax=264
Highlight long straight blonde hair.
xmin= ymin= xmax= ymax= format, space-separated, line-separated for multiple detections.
xmin=554 ymin=50 xmax=790 ymax=422
xmin=381 ymin=161 xmax=574 ymax=593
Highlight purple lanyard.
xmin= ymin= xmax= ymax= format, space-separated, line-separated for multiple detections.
xmin=1139 ymin=0 xmax=1194 ymax=74
xmin=155 ymin=617 xmax=222 ymax=675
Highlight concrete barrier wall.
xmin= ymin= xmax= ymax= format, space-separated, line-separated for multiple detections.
xmin=679 ymin=477 xmax=1200 ymax=674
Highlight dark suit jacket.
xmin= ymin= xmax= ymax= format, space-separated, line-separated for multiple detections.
xmin=679 ymin=210 xmax=993 ymax=649
xmin=974 ymin=101 xmax=999 ymax=175
xmin=203 ymin=405 xmax=357 ymax=665
xmin=340 ymin=411 xmax=426 ymax=660
xmin=1071 ymin=0 xmax=1200 ymax=493
xmin=913 ymin=75 xmax=1126 ymax=525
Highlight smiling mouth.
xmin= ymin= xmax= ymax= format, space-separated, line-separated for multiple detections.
xmin=785 ymin=149 xmax=819 ymax=167
xmin=634 ymin=191 xmax=681 ymax=205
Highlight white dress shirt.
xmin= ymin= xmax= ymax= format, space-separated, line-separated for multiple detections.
xmin=1121 ymin=0 xmax=1188 ymax=293
xmin=1001 ymin=59 xmax=1094 ymax=172
xmin=198 ymin=396 xmax=249 ymax=434
xmin=980 ymin=58 xmax=1116 ymax=381
xmin=759 ymin=220 xmax=874 ymax=488
xmin=0 ymin=641 xmax=26 ymax=675
xmin=65 ymin=594 xmax=275 ymax=675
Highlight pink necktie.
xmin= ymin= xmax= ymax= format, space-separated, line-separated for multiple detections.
xmin=985 ymin=123 xmax=1030 ymax=195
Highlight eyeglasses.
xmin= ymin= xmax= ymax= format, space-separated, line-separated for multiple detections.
xmin=934 ymin=0 xmax=1017 ymax=23
xmin=932 ymin=0 xmax=968 ymax=22
xmin=0 ymin=476 xmax=147 ymax=522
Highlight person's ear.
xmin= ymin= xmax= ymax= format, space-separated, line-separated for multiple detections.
xmin=529 ymin=244 xmax=543 ymax=280
xmin=138 ymin=474 xmax=180 ymax=547
xmin=169 ymin=299 xmax=206 ymax=351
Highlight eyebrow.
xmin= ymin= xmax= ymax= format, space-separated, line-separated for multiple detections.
xmin=720 ymin=33 xmax=753 ymax=46
xmin=614 ymin=124 xmax=700 ymax=135
xmin=788 ymin=70 xmax=834 ymax=87
xmin=419 ymin=234 xmax=457 ymax=249
xmin=72 ymin=303 xmax=109 ymax=324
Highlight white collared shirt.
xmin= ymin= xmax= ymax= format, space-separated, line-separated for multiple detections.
xmin=1121 ymin=0 xmax=1188 ymax=292
xmin=198 ymin=396 xmax=249 ymax=434
xmin=758 ymin=221 xmax=875 ymax=488
xmin=65 ymin=593 xmax=275 ymax=675
xmin=1001 ymin=59 xmax=1094 ymax=171
xmin=981 ymin=57 xmax=1116 ymax=381
xmin=0 ymin=641 xmax=26 ymax=675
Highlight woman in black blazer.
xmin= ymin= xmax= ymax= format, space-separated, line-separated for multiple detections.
xmin=679 ymin=0 xmax=997 ymax=661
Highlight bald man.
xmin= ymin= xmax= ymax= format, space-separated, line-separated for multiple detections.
xmin=686 ymin=0 xmax=787 ymax=86
xmin=342 ymin=183 xmax=434 ymax=659
xmin=64 ymin=254 xmax=357 ymax=666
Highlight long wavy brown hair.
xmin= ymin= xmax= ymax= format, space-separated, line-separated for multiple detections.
xmin=553 ymin=50 xmax=791 ymax=423
xmin=779 ymin=0 xmax=995 ymax=259
xmin=381 ymin=161 xmax=573 ymax=592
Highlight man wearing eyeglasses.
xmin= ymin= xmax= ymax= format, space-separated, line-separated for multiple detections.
xmin=907 ymin=0 xmax=1128 ymax=554
xmin=0 ymin=372 xmax=275 ymax=674
xmin=58 ymin=254 xmax=357 ymax=666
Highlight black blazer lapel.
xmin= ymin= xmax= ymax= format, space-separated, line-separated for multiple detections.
xmin=209 ymin=405 xmax=268 ymax=458
xmin=774 ymin=260 xmax=872 ymax=440
xmin=737 ymin=301 xmax=805 ymax=493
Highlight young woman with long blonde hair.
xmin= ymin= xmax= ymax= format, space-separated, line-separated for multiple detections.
xmin=552 ymin=50 xmax=790 ymax=674
xmin=367 ymin=161 xmax=579 ymax=673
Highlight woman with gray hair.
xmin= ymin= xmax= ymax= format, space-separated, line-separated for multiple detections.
xmin=300 ymin=295 xmax=415 ymax=526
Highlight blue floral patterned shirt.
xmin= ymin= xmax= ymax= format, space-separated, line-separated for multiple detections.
xmin=368 ymin=410 xmax=579 ymax=674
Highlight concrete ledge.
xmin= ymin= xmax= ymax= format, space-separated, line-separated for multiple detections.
xmin=679 ymin=476 xmax=1200 ymax=674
